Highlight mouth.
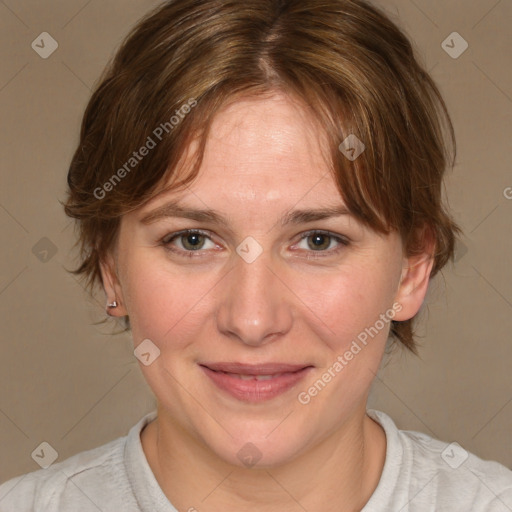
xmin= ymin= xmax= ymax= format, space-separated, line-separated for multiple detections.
xmin=199 ymin=362 xmax=314 ymax=402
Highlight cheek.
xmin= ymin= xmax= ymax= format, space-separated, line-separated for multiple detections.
xmin=121 ymin=242 xmax=400 ymax=355
xmin=291 ymin=264 xmax=395 ymax=349
xmin=121 ymin=256 xmax=220 ymax=346
xmin=291 ymin=267 xmax=394 ymax=418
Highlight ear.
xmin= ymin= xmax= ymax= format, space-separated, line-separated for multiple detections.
xmin=99 ymin=252 xmax=129 ymax=317
xmin=393 ymin=226 xmax=436 ymax=322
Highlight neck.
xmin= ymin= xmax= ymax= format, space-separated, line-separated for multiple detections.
xmin=141 ymin=403 xmax=386 ymax=512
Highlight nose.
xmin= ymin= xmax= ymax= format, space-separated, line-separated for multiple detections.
xmin=215 ymin=248 xmax=293 ymax=347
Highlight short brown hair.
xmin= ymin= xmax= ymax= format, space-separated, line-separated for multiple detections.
xmin=62 ymin=0 xmax=462 ymax=356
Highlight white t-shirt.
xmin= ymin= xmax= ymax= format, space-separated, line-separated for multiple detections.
xmin=1 ymin=409 xmax=511 ymax=511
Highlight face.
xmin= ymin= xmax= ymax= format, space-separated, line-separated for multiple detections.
xmin=101 ymin=92 xmax=432 ymax=467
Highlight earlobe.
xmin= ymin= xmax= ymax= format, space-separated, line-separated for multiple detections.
xmin=99 ymin=255 xmax=128 ymax=317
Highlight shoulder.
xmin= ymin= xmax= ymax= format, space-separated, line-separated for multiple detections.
xmin=406 ymin=430 xmax=512 ymax=509
xmin=368 ymin=409 xmax=512 ymax=511
xmin=0 ymin=435 xmax=127 ymax=512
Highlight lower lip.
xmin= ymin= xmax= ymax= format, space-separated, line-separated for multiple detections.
xmin=200 ymin=366 xmax=313 ymax=403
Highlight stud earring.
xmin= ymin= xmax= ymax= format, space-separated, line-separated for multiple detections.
xmin=106 ymin=300 xmax=118 ymax=315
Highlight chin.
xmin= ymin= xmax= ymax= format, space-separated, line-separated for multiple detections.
xmin=198 ymin=419 xmax=313 ymax=470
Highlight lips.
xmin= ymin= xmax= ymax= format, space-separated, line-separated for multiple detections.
xmin=199 ymin=362 xmax=313 ymax=402
xmin=200 ymin=362 xmax=310 ymax=375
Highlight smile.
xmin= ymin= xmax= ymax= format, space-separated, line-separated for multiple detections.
xmin=199 ymin=362 xmax=314 ymax=403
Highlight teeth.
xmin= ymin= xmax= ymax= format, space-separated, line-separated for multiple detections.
xmin=232 ymin=373 xmax=282 ymax=381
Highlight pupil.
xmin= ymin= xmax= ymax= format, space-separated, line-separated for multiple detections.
xmin=185 ymin=234 xmax=203 ymax=249
xmin=310 ymin=234 xmax=329 ymax=250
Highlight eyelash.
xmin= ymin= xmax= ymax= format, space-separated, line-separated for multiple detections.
xmin=159 ymin=229 xmax=350 ymax=259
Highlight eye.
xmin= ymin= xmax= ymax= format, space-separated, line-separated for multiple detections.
xmin=159 ymin=229 xmax=350 ymax=260
xmin=293 ymin=230 xmax=350 ymax=257
xmin=160 ymin=229 xmax=217 ymax=257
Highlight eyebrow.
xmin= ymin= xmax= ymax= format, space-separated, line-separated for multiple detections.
xmin=139 ymin=200 xmax=351 ymax=227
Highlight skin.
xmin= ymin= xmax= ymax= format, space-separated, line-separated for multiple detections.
xmin=101 ymin=91 xmax=434 ymax=511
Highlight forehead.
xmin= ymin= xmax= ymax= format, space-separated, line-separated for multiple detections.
xmin=179 ymin=92 xmax=338 ymax=201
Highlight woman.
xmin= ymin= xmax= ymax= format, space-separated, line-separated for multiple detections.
xmin=1 ymin=0 xmax=511 ymax=510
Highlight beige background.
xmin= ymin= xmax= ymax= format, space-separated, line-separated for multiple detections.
xmin=0 ymin=0 xmax=511 ymax=485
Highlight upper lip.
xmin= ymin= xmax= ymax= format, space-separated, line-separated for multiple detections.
xmin=200 ymin=362 xmax=312 ymax=375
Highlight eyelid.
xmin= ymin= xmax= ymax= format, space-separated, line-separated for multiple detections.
xmin=291 ymin=229 xmax=350 ymax=256
xmin=160 ymin=228 xmax=350 ymax=258
xmin=161 ymin=229 xmax=219 ymax=256
xmin=161 ymin=228 xmax=214 ymax=245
